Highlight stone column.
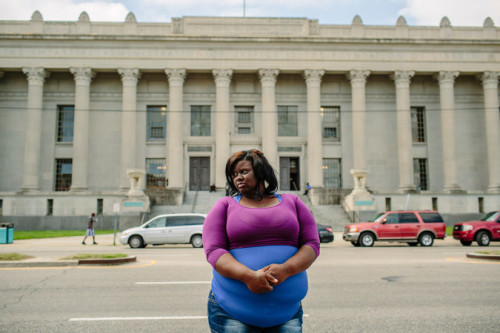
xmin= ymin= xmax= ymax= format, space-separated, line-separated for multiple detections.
xmin=481 ymin=71 xmax=500 ymax=193
xmin=165 ymin=69 xmax=186 ymax=189
xmin=20 ymin=67 xmax=47 ymax=192
xmin=437 ymin=71 xmax=462 ymax=192
xmin=69 ymin=68 xmax=94 ymax=192
xmin=213 ymin=69 xmax=233 ymax=189
xmin=393 ymin=70 xmax=416 ymax=193
xmin=347 ymin=70 xmax=370 ymax=174
xmin=118 ymin=68 xmax=140 ymax=190
xmin=258 ymin=69 xmax=279 ymax=169
xmin=304 ymin=69 xmax=325 ymax=188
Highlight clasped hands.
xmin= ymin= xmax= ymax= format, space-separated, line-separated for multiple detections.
xmin=244 ymin=263 xmax=291 ymax=294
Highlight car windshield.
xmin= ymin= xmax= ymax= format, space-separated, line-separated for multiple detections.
xmin=372 ymin=213 xmax=385 ymax=223
xmin=481 ymin=211 xmax=500 ymax=222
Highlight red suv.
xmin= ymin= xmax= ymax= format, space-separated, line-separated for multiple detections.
xmin=343 ymin=210 xmax=446 ymax=247
xmin=452 ymin=211 xmax=500 ymax=246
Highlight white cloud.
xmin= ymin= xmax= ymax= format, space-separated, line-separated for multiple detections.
xmin=0 ymin=0 xmax=130 ymax=21
xmin=399 ymin=0 xmax=500 ymax=26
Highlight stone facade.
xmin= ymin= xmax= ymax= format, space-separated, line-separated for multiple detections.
xmin=0 ymin=12 xmax=499 ymax=229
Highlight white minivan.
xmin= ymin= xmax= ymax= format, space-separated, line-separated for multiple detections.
xmin=119 ymin=213 xmax=207 ymax=248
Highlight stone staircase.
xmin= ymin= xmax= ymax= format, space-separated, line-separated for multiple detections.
xmin=147 ymin=190 xmax=351 ymax=231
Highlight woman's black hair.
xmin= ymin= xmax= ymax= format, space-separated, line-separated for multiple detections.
xmin=225 ymin=149 xmax=278 ymax=199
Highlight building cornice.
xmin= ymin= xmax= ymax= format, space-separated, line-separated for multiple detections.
xmin=0 ymin=15 xmax=498 ymax=41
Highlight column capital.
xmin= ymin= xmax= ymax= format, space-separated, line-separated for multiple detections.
xmin=165 ymin=68 xmax=187 ymax=85
xmin=347 ymin=70 xmax=370 ymax=87
xmin=258 ymin=69 xmax=279 ymax=85
xmin=480 ymin=71 xmax=499 ymax=89
xmin=212 ymin=69 xmax=233 ymax=86
xmin=436 ymin=71 xmax=459 ymax=86
xmin=118 ymin=68 xmax=140 ymax=85
xmin=391 ymin=70 xmax=415 ymax=86
xmin=22 ymin=67 xmax=49 ymax=84
xmin=70 ymin=67 xmax=95 ymax=85
xmin=304 ymin=69 xmax=325 ymax=85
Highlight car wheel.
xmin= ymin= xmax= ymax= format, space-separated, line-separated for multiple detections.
xmin=476 ymin=231 xmax=491 ymax=246
xmin=407 ymin=242 xmax=418 ymax=246
xmin=418 ymin=232 xmax=434 ymax=247
xmin=190 ymin=234 xmax=203 ymax=248
xmin=460 ymin=240 xmax=472 ymax=246
xmin=128 ymin=235 xmax=144 ymax=249
xmin=351 ymin=241 xmax=360 ymax=247
xmin=359 ymin=233 xmax=375 ymax=247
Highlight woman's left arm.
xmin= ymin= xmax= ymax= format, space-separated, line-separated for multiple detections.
xmin=260 ymin=244 xmax=317 ymax=284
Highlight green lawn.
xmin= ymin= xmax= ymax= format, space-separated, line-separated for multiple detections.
xmin=14 ymin=230 xmax=114 ymax=240
xmin=0 ymin=253 xmax=34 ymax=261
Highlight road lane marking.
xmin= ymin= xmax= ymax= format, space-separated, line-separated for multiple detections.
xmin=135 ymin=281 xmax=211 ymax=285
xmin=70 ymin=316 xmax=207 ymax=322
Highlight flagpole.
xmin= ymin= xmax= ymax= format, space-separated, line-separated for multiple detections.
xmin=243 ymin=0 xmax=246 ymax=17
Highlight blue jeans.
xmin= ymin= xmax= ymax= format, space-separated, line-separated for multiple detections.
xmin=207 ymin=291 xmax=303 ymax=333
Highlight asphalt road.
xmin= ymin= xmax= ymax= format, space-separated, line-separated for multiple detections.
xmin=1 ymin=235 xmax=499 ymax=332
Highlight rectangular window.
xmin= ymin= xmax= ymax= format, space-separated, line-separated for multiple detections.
xmin=321 ymin=106 xmax=341 ymax=141
xmin=385 ymin=197 xmax=391 ymax=211
xmin=57 ymin=105 xmax=74 ymax=142
xmin=147 ymin=105 xmax=167 ymax=141
xmin=235 ymin=106 xmax=254 ymax=134
xmin=0 ymin=199 xmax=3 ymax=216
xmin=146 ymin=158 xmax=167 ymax=188
xmin=55 ymin=159 xmax=72 ymax=191
xmin=278 ymin=105 xmax=298 ymax=136
xmin=411 ymin=107 xmax=426 ymax=143
xmin=413 ymin=158 xmax=428 ymax=191
xmin=432 ymin=197 xmax=438 ymax=211
xmin=97 ymin=198 xmax=103 ymax=215
xmin=191 ymin=105 xmax=211 ymax=136
xmin=47 ymin=199 xmax=53 ymax=216
xmin=322 ymin=158 xmax=342 ymax=189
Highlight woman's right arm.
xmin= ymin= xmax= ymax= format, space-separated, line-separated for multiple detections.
xmin=202 ymin=198 xmax=277 ymax=293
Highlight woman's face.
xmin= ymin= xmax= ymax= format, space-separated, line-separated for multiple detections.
xmin=232 ymin=160 xmax=258 ymax=196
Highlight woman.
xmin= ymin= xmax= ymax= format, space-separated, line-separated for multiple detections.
xmin=203 ymin=149 xmax=320 ymax=332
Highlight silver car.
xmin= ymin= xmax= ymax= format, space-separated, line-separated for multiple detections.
xmin=119 ymin=213 xmax=207 ymax=248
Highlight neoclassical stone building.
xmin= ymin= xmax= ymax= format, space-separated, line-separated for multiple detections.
xmin=0 ymin=12 xmax=499 ymax=229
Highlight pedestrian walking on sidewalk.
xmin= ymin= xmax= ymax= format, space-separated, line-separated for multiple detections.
xmin=82 ymin=213 xmax=98 ymax=245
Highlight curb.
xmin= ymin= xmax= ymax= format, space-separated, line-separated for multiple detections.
xmin=0 ymin=256 xmax=137 ymax=268
xmin=78 ymin=256 xmax=137 ymax=265
xmin=0 ymin=260 xmax=78 ymax=268
xmin=466 ymin=253 xmax=500 ymax=260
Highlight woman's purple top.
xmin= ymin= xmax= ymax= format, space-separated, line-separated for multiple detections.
xmin=203 ymin=193 xmax=320 ymax=269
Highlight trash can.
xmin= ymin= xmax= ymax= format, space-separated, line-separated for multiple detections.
xmin=0 ymin=223 xmax=14 ymax=244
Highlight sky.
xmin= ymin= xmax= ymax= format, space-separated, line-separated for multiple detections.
xmin=0 ymin=0 xmax=498 ymax=27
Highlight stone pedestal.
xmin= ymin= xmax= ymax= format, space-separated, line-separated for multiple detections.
xmin=127 ymin=169 xmax=146 ymax=196
xmin=120 ymin=169 xmax=150 ymax=230
xmin=343 ymin=170 xmax=375 ymax=216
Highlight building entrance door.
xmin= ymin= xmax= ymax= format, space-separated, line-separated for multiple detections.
xmin=279 ymin=157 xmax=300 ymax=191
xmin=189 ymin=157 xmax=210 ymax=191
